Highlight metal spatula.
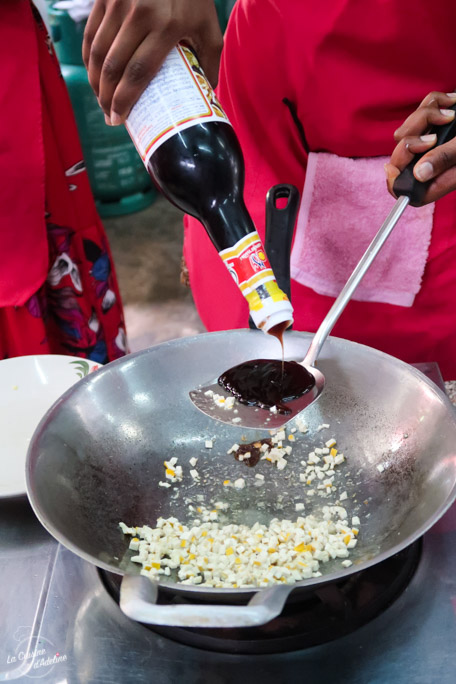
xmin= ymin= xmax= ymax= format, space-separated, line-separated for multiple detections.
xmin=190 ymin=110 xmax=456 ymax=429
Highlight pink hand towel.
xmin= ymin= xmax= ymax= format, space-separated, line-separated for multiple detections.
xmin=290 ymin=152 xmax=435 ymax=307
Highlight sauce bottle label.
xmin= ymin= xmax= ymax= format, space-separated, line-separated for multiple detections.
xmin=219 ymin=232 xmax=290 ymax=309
xmin=126 ymin=45 xmax=230 ymax=166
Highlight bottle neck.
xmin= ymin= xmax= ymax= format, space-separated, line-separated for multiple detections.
xmin=199 ymin=198 xmax=258 ymax=253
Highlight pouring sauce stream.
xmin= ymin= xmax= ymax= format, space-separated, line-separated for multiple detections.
xmin=218 ymin=321 xmax=315 ymax=414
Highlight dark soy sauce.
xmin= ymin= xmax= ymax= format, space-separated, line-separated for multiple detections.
xmin=267 ymin=319 xmax=290 ymax=373
xmin=234 ymin=439 xmax=273 ymax=467
xmin=218 ymin=359 xmax=315 ymax=414
xmin=218 ymin=316 xmax=314 ymax=414
xmin=267 ymin=320 xmax=291 ymax=346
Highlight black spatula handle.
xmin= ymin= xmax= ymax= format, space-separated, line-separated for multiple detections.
xmin=393 ymin=103 xmax=456 ymax=206
xmin=249 ymin=184 xmax=300 ymax=329
xmin=264 ymin=184 xmax=300 ymax=300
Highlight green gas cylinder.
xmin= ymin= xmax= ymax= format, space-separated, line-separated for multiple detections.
xmin=48 ymin=7 xmax=155 ymax=217
xmin=215 ymin=0 xmax=237 ymax=31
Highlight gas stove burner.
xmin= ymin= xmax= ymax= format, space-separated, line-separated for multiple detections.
xmin=100 ymin=540 xmax=422 ymax=655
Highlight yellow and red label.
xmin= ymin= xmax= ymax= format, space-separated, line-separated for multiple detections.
xmin=219 ymin=232 xmax=289 ymax=312
xmin=220 ymin=233 xmax=273 ymax=291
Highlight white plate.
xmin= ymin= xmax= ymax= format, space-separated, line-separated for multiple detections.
xmin=0 ymin=355 xmax=102 ymax=498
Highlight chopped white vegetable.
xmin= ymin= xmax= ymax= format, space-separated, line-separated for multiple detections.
xmin=295 ymin=417 xmax=308 ymax=433
xmin=120 ymin=504 xmax=360 ymax=589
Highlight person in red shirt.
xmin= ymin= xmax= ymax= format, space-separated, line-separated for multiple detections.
xmin=0 ymin=1 xmax=127 ymax=363
xmin=84 ymin=0 xmax=456 ymax=378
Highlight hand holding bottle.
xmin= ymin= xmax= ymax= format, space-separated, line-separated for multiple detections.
xmin=82 ymin=0 xmax=223 ymax=125
xmin=124 ymin=44 xmax=293 ymax=333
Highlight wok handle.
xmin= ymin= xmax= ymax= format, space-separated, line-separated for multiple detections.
xmin=119 ymin=574 xmax=293 ymax=627
xmin=249 ymin=183 xmax=300 ymax=329
xmin=264 ymin=183 xmax=300 ymax=301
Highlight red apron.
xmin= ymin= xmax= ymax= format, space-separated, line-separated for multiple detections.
xmin=184 ymin=0 xmax=456 ymax=379
xmin=0 ymin=1 xmax=127 ymax=363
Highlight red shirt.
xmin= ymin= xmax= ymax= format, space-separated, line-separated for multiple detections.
xmin=0 ymin=0 xmax=48 ymax=307
xmin=184 ymin=0 xmax=456 ymax=378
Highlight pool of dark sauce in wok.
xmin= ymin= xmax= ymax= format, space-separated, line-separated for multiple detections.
xmin=218 ymin=321 xmax=315 ymax=414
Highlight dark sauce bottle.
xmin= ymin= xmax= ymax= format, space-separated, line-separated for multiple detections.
xmin=125 ymin=44 xmax=293 ymax=333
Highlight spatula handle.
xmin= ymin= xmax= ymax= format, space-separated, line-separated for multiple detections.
xmin=393 ymin=103 xmax=456 ymax=206
xmin=264 ymin=184 xmax=300 ymax=301
xmin=303 ymin=195 xmax=409 ymax=367
xmin=249 ymin=184 xmax=300 ymax=329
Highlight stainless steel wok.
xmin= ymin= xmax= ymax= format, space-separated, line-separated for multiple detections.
xmin=26 ymin=330 xmax=456 ymax=628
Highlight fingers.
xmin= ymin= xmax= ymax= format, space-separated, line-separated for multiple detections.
xmin=87 ymin=9 xmax=129 ymax=99
xmin=387 ymin=132 xmax=456 ymax=203
xmin=393 ymin=91 xmax=456 ymax=141
xmin=388 ymin=133 xmax=438 ymax=187
xmin=387 ymin=163 xmax=456 ymax=204
xmin=419 ymin=166 xmax=456 ymax=203
xmin=82 ymin=0 xmax=105 ymax=69
xmin=192 ymin=25 xmax=223 ymax=88
xmin=387 ymin=91 xmax=456 ymax=203
xmin=181 ymin=4 xmax=223 ymax=87
xmin=97 ymin=18 xmax=153 ymax=119
xmin=109 ymin=36 xmax=176 ymax=123
xmin=384 ymin=162 xmax=401 ymax=198
xmin=84 ymin=0 xmax=224 ymax=126
xmin=413 ymin=136 xmax=456 ymax=185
